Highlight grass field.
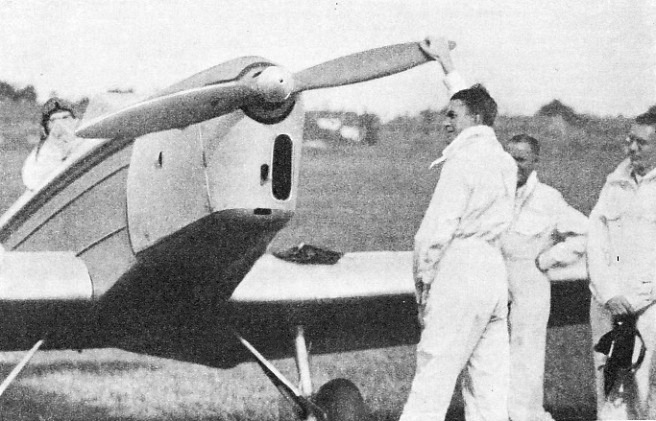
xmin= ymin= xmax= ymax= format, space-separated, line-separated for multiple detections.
xmin=0 ymin=114 xmax=629 ymax=420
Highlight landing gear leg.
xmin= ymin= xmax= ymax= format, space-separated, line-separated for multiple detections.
xmin=291 ymin=326 xmax=369 ymax=421
xmin=234 ymin=326 xmax=370 ymax=420
xmin=279 ymin=325 xmax=316 ymax=420
xmin=232 ymin=329 xmax=326 ymax=420
xmin=295 ymin=325 xmax=313 ymax=397
xmin=0 ymin=339 xmax=45 ymax=397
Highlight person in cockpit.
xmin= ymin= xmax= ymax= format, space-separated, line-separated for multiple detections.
xmin=22 ymin=97 xmax=84 ymax=191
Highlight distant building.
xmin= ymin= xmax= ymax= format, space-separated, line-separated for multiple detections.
xmin=304 ymin=111 xmax=380 ymax=146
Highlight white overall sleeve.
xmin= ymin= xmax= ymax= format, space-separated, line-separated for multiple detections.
xmin=538 ymin=193 xmax=588 ymax=269
xmin=443 ymin=71 xmax=468 ymax=96
xmin=587 ymin=184 xmax=620 ymax=304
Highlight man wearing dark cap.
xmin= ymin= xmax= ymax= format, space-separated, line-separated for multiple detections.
xmin=22 ymin=97 xmax=83 ymax=191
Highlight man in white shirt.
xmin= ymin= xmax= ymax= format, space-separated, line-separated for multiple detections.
xmin=502 ymin=134 xmax=588 ymax=421
xmin=399 ymin=36 xmax=517 ymax=421
xmin=22 ymin=97 xmax=83 ymax=191
xmin=588 ymin=110 xmax=656 ymax=419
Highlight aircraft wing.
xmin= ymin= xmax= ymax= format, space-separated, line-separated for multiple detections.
xmin=233 ymin=250 xmax=588 ymax=304
xmin=0 ymin=248 xmax=587 ymax=365
xmin=230 ymin=250 xmax=589 ymax=356
xmin=227 ymin=251 xmax=420 ymax=364
xmin=0 ymin=251 xmax=94 ymax=351
xmin=231 ymin=251 xmax=414 ymax=303
xmin=0 ymin=251 xmax=92 ymax=301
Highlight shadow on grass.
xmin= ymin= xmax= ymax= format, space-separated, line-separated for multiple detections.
xmin=0 ymin=385 xmax=257 ymax=421
xmin=0 ymin=360 xmax=160 ymax=378
xmin=1 ymin=384 xmax=118 ymax=421
xmin=0 ymin=384 xmax=254 ymax=421
xmin=549 ymin=405 xmax=596 ymax=421
xmin=0 ymin=361 xmax=172 ymax=421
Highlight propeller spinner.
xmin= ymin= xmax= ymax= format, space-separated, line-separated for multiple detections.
xmin=76 ymin=40 xmax=453 ymax=139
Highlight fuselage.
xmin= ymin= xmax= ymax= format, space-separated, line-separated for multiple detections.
xmin=0 ymin=82 xmax=304 ymax=359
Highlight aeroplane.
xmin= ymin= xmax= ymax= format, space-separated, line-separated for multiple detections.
xmin=0 ymin=39 xmax=590 ymax=420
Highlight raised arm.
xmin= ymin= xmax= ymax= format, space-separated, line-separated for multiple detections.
xmin=419 ymin=36 xmax=468 ymax=94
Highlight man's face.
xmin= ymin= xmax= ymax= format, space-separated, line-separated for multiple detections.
xmin=47 ymin=110 xmax=77 ymax=141
xmin=626 ymin=123 xmax=656 ymax=176
xmin=506 ymin=141 xmax=538 ymax=187
xmin=442 ymin=99 xmax=477 ymax=142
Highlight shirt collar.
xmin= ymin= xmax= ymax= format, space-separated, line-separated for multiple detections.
xmin=429 ymin=125 xmax=496 ymax=169
xmin=608 ymin=159 xmax=656 ymax=186
xmin=515 ymin=171 xmax=538 ymax=210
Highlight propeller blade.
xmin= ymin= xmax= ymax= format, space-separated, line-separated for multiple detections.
xmin=293 ymin=41 xmax=455 ymax=93
xmin=76 ymin=83 xmax=254 ymax=139
xmin=76 ymin=65 xmax=294 ymax=139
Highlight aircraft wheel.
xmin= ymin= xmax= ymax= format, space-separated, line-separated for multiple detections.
xmin=314 ymin=378 xmax=369 ymax=421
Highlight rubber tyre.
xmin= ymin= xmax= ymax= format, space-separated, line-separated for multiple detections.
xmin=313 ymin=378 xmax=369 ymax=421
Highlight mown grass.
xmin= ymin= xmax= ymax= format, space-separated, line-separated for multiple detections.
xmin=0 ymin=114 xmax=627 ymax=420
xmin=0 ymin=327 xmax=595 ymax=421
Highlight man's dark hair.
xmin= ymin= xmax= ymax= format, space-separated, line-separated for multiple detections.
xmin=41 ymin=97 xmax=77 ymax=139
xmin=635 ymin=110 xmax=656 ymax=128
xmin=508 ymin=133 xmax=540 ymax=156
xmin=450 ymin=84 xmax=497 ymax=126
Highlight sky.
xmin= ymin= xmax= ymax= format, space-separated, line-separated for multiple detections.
xmin=0 ymin=0 xmax=654 ymax=120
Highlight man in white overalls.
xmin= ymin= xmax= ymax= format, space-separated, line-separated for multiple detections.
xmin=399 ymin=36 xmax=517 ymax=421
xmin=588 ymin=110 xmax=656 ymax=419
xmin=502 ymin=134 xmax=588 ymax=421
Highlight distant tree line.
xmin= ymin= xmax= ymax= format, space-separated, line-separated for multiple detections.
xmin=535 ymin=99 xmax=587 ymax=124
xmin=0 ymin=80 xmax=94 ymax=148
xmin=0 ymin=81 xmax=37 ymax=103
xmin=0 ymin=79 xmax=91 ymax=112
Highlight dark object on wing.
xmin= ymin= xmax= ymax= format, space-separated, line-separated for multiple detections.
xmin=274 ymin=243 xmax=343 ymax=265
xmin=594 ymin=314 xmax=646 ymax=397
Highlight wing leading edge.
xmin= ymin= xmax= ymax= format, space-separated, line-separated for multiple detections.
xmin=231 ymin=251 xmax=414 ymax=303
xmin=232 ymin=250 xmax=590 ymax=330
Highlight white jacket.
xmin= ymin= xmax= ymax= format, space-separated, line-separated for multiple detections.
xmin=588 ymin=159 xmax=656 ymax=311
xmin=501 ymin=171 xmax=589 ymax=280
xmin=414 ymin=125 xmax=517 ymax=284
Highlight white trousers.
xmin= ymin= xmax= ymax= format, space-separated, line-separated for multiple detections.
xmin=506 ymin=259 xmax=552 ymax=421
xmin=400 ymin=239 xmax=510 ymax=421
xmin=590 ymin=299 xmax=656 ymax=419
